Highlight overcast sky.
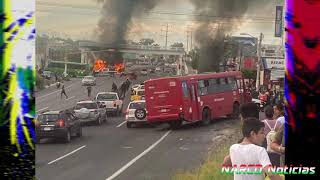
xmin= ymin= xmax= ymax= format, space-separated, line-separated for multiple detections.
xmin=37 ymin=0 xmax=284 ymax=47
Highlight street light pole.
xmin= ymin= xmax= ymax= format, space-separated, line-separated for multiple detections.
xmin=256 ymin=33 xmax=263 ymax=91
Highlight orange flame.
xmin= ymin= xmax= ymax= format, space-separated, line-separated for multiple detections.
xmin=93 ymin=59 xmax=107 ymax=72
xmin=114 ymin=63 xmax=124 ymax=73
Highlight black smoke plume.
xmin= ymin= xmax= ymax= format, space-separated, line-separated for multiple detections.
xmin=96 ymin=0 xmax=158 ymax=45
xmin=189 ymin=0 xmax=270 ymax=72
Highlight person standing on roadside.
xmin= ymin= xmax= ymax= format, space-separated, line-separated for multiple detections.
xmin=262 ymin=105 xmax=281 ymax=167
xmin=274 ymin=102 xmax=285 ymax=125
xmin=271 ymin=124 xmax=285 ymax=166
xmin=60 ymin=84 xmax=68 ymax=99
xmin=87 ymin=85 xmax=92 ymax=98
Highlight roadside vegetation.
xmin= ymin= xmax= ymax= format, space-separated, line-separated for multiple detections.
xmin=172 ymin=141 xmax=233 ymax=180
xmin=172 ymin=126 xmax=285 ymax=180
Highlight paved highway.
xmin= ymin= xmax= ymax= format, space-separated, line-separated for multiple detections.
xmin=35 ymin=74 xmax=242 ymax=180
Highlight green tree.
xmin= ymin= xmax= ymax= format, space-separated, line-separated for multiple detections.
xmin=241 ymin=69 xmax=257 ymax=79
xmin=171 ymin=42 xmax=184 ymax=48
xmin=139 ymin=38 xmax=155 ymax=46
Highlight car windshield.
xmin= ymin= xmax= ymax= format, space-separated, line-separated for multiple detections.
xmin=129 ymin=102 xmax=145 ymax=109
xmin=75 ymin=103 xmax=97 ymax=110
xmin=84 ymin=76 xmax=93 ymax=79
xmin=37 ymin=114 xmax=60 ymax=122
xmin=97 ymin=94 xmax=117 ymax=100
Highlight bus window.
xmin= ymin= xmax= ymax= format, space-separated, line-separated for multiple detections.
xmin=220 ymin=78 xmax=227 ymax=91
xmin=208 ymin=78 xmax=218 ymax=93
xmin=228 ymin=77 xmax=237 ymax=91
xmin=198 ymin=80 xmax=208 ymax=96
xmin=182 ymin=81 xmax=189 ymax=98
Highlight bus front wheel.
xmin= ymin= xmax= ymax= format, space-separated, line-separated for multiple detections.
xmin=201 ymin=109 xmax=211 ymax=126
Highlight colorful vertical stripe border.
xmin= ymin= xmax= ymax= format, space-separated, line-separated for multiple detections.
xmin=285 ymin=0 xmax=320 ymax=179
xmin=0 ymin=0 xmax=35 ymax=179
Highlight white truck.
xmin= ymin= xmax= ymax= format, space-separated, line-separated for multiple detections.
xmin=95 ymin=92 xmax=123 ymax=116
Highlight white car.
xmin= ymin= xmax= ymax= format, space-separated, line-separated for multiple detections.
xmin=125 ymin=100 xmax=147 ymax=128
xmin=74 ymin=100 xmax=107 ymax=125
xmin=82 ymin=76 xmax=96 ymax=86
xmin=131 ymin=84 xmax=144 ymax=93
xmin=140 ymin=69 xmax=148 ymax=75
xmin=155 ymin=67 xmax=162 ymax=72
xmin=95 ymin=92 xmax=123 ymax=116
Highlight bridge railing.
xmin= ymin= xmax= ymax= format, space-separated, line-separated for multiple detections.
xmin=78 ymin=41 xmax=185 ymax=52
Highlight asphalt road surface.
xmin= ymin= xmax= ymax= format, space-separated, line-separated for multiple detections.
xmin=35 ymin=74 xmax=259 ymax=180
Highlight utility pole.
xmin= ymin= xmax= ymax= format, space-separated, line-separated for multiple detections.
xmin=190 ymin=31 xmax=193 ymax=51
xmin=256 ymin=33 xmax=264 ymax=91
xmin=186 ymin=31 xmax=189 ymax=53
xmin=161 ymin=23 xmax=170 ymax=49
xmin=165 ymin=23 xmax=168 ymax=49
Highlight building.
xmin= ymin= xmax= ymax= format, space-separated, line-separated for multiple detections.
xmin=260 ymin=44 xmax=285 ymax=90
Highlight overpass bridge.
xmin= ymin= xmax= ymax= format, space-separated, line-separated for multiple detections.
xmin=78 ymin=41 xmax=185 ymax=56
xmin=51 ymin=41 xmax=187 ymax=76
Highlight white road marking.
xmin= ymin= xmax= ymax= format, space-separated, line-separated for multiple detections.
xmin=36 ymin=107 xmax=48 ymax=113
xmin=105 ymin=130 xmax=171 ymax=180
xmin=48 ymin=145 xmax=86 ymax=165
xmin=66 ymin=96 xmax=75 ymax=101
xmin=116 ymin=121 xmax=127 ymax=128
xmin=37 ymin=85 xmax=74 ymax=101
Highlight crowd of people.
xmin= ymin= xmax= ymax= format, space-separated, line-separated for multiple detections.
xmin=223 ymin=101 xmax=286 ymax=180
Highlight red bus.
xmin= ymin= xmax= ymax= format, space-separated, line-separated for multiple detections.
xmin=144 ymin=71 xmax=252 ymax=129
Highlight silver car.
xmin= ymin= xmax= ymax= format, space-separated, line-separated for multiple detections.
xmin=82 ymin=76 xmax=96 ymax=86
xmin=74 ymin=101 xmax=107 ymax=125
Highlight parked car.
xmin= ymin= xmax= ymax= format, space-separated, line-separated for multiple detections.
xmin=95 ymin=92 xmax=123 ymax=116
xmin=125 ymin=100 xmax=147 ymax=128
xmin=42 ymin=71 xmax=52 ymax=79
xmin=35 ymin=110 xmax=82 ymax=143
xmin=73 ymin=100 xmax=107 ymax=125
xmin=82 ymin=76 xmax=96 ymax=86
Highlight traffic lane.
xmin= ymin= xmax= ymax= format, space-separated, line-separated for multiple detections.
xmin=36 ymin=75 xmax=159 ymax=179
xmin=117 ymin=118 xmax=239 ymax=180
xmin=35 ymin=76 xmax=133 ymax=167
xmin=36 ymin=120 xmax=171 ymax=180
xmin=35 ymin=78 xmax=80 ymax=99
xmin=35 ymin=75 xmax=150 ymax=166
xmin=35 ymin=76 xmax=125 ymax=111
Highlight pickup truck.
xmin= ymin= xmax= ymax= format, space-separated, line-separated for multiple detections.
xmin=95 ymin=92 xmax=123 ymax=116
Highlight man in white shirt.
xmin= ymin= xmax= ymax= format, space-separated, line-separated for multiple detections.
xmin=230 ymin=118 xmax=282 ymax=180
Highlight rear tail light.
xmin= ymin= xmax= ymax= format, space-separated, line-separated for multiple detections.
xmin=35 ymin=120 xmax=41 ymax=128
xmin=56 ymin=119 xmax=65 ymax=127
xmin=113 ymin=101 xmax=117 ymax=107
xmin=93 ymin=110 xmax=98 ymax=114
